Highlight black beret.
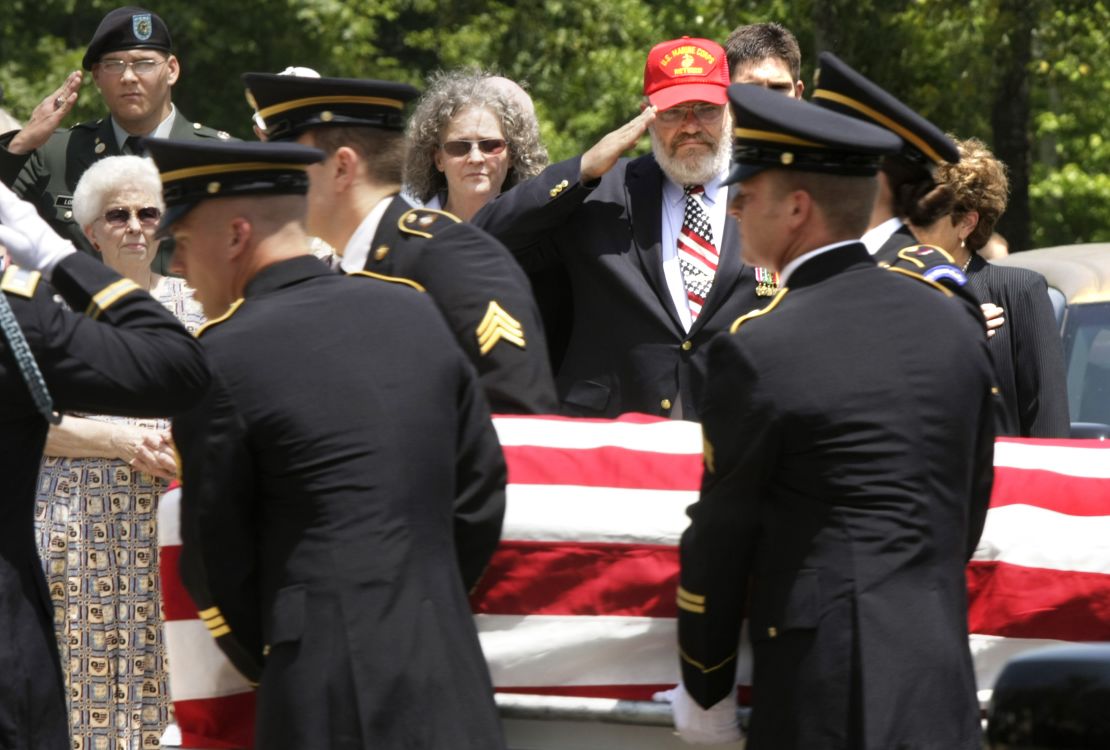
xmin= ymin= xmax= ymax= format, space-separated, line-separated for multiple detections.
xmin=140 ymin=139 xmax=324 ymax=232
xmin=82 ymin=7 xmax=172 ymax=70
xmin=812 ymin=52 xmax=959 ymax=168
xmin=725 ymin=83 xmax=902 ymax=184
xmin=242 ymin=73 xmax=419 ymax=141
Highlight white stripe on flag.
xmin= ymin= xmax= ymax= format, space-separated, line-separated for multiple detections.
xmin=493 ymin=417 xmax=702 ymax=452
xmin=993 ymin=441 xmax=1110 ymax=477
xmin=476 ymin=614 xmax=753 ymax=687
xmin=163 ymin=620 xmax=254 ymax=701
xmin=158 ymin=486 xmax=182 ymax=547
xmin=504 ymin=485 xmax=695 ymax=544
xmin=973 ymin=503 xmax=1110 ymax=574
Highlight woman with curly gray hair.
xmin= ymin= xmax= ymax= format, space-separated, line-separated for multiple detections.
xmin=405 ymin=69 xmax=547 ymax=221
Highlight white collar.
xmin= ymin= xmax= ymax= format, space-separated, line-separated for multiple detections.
xmin=339 ymin=195 xmax=402 ymax=273
xmin=860 ymin=216 xmax=904 ymax=255
xmin=779 ymin=240 xmax=859 ymax=287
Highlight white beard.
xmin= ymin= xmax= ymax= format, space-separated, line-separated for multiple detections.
xmin=650 ymin=112 xmax=733 ymax=186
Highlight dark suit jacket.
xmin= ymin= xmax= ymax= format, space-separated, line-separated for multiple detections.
xmin=872 ymin=221 xmax=918 ymax=264
xmin=173 ymin=256 xmax=505 ymax=749
xmin=473 ymin=154 xmax=764 ymax=419
xmin=1 ymin=253 xmax=208 ymax=750
xmin=679 ymin=244 xmax=995 ymax=750
xmin=965 ymin=254 xmax=1070 ymax=437
xmin=359 ymin=197 xmax=557 ymax=415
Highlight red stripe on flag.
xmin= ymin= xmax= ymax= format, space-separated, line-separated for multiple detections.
xmin=989 ymin=467 xmax=1110 ymax=516
xmin=471 ymin=541 xmax=680 ymax=617
xmin=503 ymin=445 xmax=703 ymax=490
xmin=160 ymin=544 xmax=200 ymax=622
xmin=967 ymin=560 xmax=1110 ymax=640
xmin=175 ymin=692 xmax=256 ymax=749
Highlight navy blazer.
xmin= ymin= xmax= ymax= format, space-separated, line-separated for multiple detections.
xmin=474 ymin=153 xmax=763 ymax=418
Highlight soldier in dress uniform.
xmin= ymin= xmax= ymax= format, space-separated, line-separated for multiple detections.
xmin=810 ymin=51 xmax=960 ymax=264
xmin=143 ymin=138 xmax=506 ymax=749
xmin=0 ymin=6 xmax=231 ymax=272
xmin=0 ymin=181 xmax=209 ymax=750
xmin=669 ymin=84 xmax=997 ymax=749
xmin=242 ymin=73 xmax=557 ymax=414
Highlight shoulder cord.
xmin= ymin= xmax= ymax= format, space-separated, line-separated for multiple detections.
xmin=0 ymin=291 xmax=62 ymax=424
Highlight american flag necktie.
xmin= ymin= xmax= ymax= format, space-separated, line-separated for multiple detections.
xmin=678 ymin=185 xmax=718 ymax=321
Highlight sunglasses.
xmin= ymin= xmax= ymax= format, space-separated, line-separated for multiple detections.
xmin=440 ymin=139 xmax=507 ymax=157
xmin=104 ymin=206 xmax=162 ymax=227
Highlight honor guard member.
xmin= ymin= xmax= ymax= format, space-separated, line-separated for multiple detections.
xmin=0 ymin=182 xmax=209 ymax=750
xmin=669 ymin=84 xmax=997 ymax=749
xmin=144 ymin=138 xmax=507 ymax=749
xmin=811 ymin=51 xmax=960 ymax=263
xmin=0 ymin=6 xmax=231 ymax=271
xmin=243 ymin=73 xmax=557 ymax=415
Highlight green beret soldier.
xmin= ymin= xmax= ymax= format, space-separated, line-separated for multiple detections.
xmin=0 ymin=6 xmax=231 ymax=272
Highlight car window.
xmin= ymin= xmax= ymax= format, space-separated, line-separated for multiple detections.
xmin=1063 ymin=301 xmax=1110 ymax=427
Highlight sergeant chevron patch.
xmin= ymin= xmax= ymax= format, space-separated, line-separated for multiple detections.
xmin=476 ymin=301 xmax=525 ymax=355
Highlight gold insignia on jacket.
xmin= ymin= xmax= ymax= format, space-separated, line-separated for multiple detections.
xmin=476 ymin=301 xmax=525 ymax=355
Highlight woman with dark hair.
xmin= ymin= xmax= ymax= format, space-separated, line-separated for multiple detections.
xmin=404 ymin=69 xmax=548 ymax=221
xmin=910 ymin=137 xmax=1069 ymax=437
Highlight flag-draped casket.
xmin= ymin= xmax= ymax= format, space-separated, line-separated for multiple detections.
xmin=157 ymin=415 xmax=1110 ymax=748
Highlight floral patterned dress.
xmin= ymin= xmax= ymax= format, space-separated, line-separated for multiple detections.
xmin=34 ymin=277 xmax=204 ymax=750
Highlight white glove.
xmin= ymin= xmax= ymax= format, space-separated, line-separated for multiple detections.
xmin=655 ymin=682 xmax=743 ymax=745
xmin=0 ymin=181 xmax=76 ymax=279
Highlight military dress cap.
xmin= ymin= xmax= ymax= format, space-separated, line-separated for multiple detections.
xmin=140 ymin=139 xmax=324 ymax=231
xmin=242 ymin=73 xmax=419 ymax=141
xmin=82 ymin=6 xmax=172 ymax=70
xmin=643 ymin=36 xmax=730 ymax=110
xmin=811 ymin=52 xmax=959 ymax=168
xmin=724 ymin=83 xmax=902 ymax=184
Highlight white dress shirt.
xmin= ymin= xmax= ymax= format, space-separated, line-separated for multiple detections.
xmin=860 ymin=216 xmax=905 ymax=256
xmin=779 ymin=240 xmax=860 ymax=287
xmin=338 ymin=195 xmax=403 ymax=273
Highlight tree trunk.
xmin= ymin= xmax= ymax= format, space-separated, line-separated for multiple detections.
xmin=991 ymin=0 xmax=1037 ymax=252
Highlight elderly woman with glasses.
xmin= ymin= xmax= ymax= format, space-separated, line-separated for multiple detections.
xmin=405 ymin=69 xmax=548 ymax=221
xmin=33 ymin=155 xmax=204 ymax=748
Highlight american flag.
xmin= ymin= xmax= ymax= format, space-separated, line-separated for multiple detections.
xmin=158 ymin=415 xmax=1110 ymax=748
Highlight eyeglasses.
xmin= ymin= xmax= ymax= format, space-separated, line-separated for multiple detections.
xmin=104 ymin=207 xmax=162 ymax=226
xmin=440 ymin=139 xmax=508 ymax=158
xmin=96 ymin=58 xmax=167 ymax=77
xmin=656 ymin=102 xmax=724 ymax=125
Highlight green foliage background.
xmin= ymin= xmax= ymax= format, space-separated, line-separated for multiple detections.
xmin=2 ymin=0 xmax=1107 ymax=248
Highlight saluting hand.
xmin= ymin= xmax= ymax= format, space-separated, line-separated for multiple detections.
xmin=7 ymin=71 xmax=84 ymax=156
xmin=580 ymin=106 xmax=657 ymax=183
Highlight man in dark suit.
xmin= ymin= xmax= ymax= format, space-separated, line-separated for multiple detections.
xmin=0 ymin=7 xmax=230 ymax=271
xmin=473 ymin=36 xmax=767 ymax=419
xmin=144 ymin=138 xmax=506 ymax=749
xmin=242 ymin=73 xmax=557 ymax=415
xmin=0 ymin=182 xmax=209 ymax=750
xmin=811 ymin=51 xmax=959 ymax=264
xmin=672 ymin=84 xmax=997 ymax=749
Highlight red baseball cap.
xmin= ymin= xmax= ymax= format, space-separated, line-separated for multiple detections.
xmin=643 ymin=37 xmax=729 ymax=111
